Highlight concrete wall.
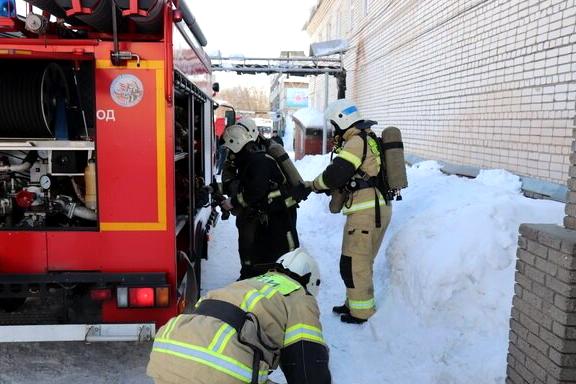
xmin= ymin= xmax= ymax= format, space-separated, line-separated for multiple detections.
xmin=306 ymin=0 xmax=576 ymax=185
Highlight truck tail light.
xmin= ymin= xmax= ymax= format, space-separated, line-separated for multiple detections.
xmin=90 ymin=288 xmax=112 ymax=301
xmin=116 ymin=286 xmax=170 ymax=308
xmin=117 ymin=287 xmax=129 ymax=308
xmin=155 ymin=287 xmax=170 ymax=307
xmin=129 ymin=287 xmax=155 ymax=307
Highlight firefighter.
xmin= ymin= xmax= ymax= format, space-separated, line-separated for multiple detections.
xmin=270 ymin=129 xmax=284 ymax=147
xmin=222 ymin=118 xmax=305 ymax=279
xmin=220 ymin=124 xmax=310 ymax=279
xmin=147 ymin=248 xmax=331 ymax=384
xmin=306 ymin=98 xmax=392 ymax=324
xmin=236 ymin=117 xmax=301 ymax=188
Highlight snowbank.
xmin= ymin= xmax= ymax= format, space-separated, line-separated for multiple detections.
xmin=205 ymin=157 xmax=564 ymax=384
xmin=292 ymin=107 xmax=324 ymax=128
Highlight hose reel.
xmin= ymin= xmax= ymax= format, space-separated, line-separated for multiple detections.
xmin=0 ymin=62 xmax=70 ymax=138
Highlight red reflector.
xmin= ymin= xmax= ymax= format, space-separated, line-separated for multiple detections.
xmin=129 ymin=287 xmax=155 ymax=307
xmin=90 ymin=288 xmax=112 ymax=301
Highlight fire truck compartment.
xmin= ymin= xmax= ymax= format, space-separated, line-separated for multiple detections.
xmin=0 ymin=59 xmax=97 ymax=231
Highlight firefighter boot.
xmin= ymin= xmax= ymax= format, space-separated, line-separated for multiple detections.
xmin=341 ymin=313 xmax=367 ymax=324
xmin=332 ymin=304 xmax=350 ymax=315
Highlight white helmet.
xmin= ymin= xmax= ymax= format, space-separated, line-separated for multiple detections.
xmin=276 ymin=248 xmax=321 ymax=296
xmin=325 ymin=98 xmax=363 ymax=133
xmin=237 ymin=117 xmax=259 ymax=141
xmin=222 ymin=124 xmax=255 ymax=153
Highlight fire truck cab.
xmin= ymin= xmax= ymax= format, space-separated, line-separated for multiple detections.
xmin=0 ymin=0 xmax=216 ymax=342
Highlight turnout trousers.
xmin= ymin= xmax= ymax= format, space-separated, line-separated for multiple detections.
xmin=236 ymin=209 xmax=260 ymax=279
xmin=236 ymin=207 xmax=299 ymax=279
xmin=340 ymin=204 xmax=392 ymax=319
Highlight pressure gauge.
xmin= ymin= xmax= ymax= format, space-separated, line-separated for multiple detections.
xmin=39 ymin=175 xmax=51 ymax=190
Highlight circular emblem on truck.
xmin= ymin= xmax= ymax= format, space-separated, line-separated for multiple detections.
xmin=110 ymin=74 xmax=144 ymax=107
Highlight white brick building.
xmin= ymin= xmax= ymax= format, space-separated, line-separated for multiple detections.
xmin=305 ymin=0 xmax=576 ymax=188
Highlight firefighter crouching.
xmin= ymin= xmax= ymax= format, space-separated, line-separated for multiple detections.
xmin=147 ymin=248 xmax=331 ymax=384
xmin=219 ymin=121 xmax=310 ymax=279
xmin=306 ymin=99 xmax=392 ymax=324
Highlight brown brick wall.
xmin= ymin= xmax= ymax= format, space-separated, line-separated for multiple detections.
xmin=508 ymin=224 xmax=576 ymax=383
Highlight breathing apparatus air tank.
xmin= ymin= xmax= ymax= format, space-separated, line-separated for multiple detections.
xmin=266 ymin=141 xmax=303 ymax=188
xmin=381 ymin=126 xmax=408 ymax=192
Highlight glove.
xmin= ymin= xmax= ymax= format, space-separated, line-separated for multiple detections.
xmin=220 ymin=198 xmax=234 ymax=211
xmin=305 ymin=180 xmax=323 ymax=194
xmin=292 ymin=182 xmax=312 ymax=202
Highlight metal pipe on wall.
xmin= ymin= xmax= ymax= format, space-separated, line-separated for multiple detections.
xmin=322 ymin=73 xmax=329 ymax=155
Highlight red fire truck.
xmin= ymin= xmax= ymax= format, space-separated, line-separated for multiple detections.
xmin=0 ymin=0 xmax=218 ymax=342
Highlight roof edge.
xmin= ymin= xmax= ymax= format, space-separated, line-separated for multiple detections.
xmin=302 ymin=0 xmax=324 ymax=31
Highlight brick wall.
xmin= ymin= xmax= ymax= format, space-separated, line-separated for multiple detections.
xmin=306 ymin=0 xmax=576 ymax=184
xmin=508 ymin=224 xmax=576 ymax=383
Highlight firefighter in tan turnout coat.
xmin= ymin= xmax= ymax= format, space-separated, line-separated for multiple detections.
xmin=147 ymin=248 xmax=331 ymax=384
xmin=307 ymin=98 xmax=393 ymax=324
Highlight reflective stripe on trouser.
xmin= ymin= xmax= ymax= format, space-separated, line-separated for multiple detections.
xmin=341 ymin=205 xmax=391 ymax=319
xmin=152 ymin=338 xmax=269 ymax=384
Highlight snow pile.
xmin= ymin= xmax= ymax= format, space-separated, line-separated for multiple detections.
xmin=283 ymin=115 xmax=295 ymax=153
xmin=205 ymin=156 xmax=564 ymax=384
xmin=475 ymin=169 xmax=523 ymax=193
xmin=387 ymin=168 xmax=526 ymax=327
xmin=292 ymin=107 xmax=324 ymax=128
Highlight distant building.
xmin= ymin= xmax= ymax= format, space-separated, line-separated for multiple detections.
xmin=305 ymin=0 xmax=575 ymax=194
xmin=270 ymin=51 xmax=310 ymax=136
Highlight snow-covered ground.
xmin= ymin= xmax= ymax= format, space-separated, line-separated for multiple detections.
xmin=205 ymin=151 xmax=564 ymax=383
xmin=0 ymin=131 xmax=564 ymax=383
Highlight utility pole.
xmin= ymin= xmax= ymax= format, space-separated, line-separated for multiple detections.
xmin=322 ymin=73 xmax=329 ymax=155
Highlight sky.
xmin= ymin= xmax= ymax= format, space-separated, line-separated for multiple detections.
xmin=191 ymin=0 xmax=317 ymax=57
xmin=190 ymin=0 xmax=318 ymax=89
